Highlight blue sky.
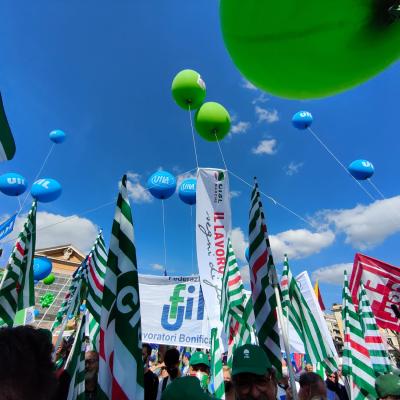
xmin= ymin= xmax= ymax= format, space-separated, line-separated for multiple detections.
xmin=0 ymin=1 xmax=399 ymax=309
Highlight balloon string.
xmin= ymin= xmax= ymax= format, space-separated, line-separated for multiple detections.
xmin=228 ymin=170 xmax=316 ymax=229
xmin=161 ymin=200 xmax=167 ymax=276
xmin=17 ymin=143 xmax=56 ymax=216
xmin=367 ymin=178 xmax=386 ymax=199
xmin=215 ymin=133 xmax=228 ymax=171
xmin=188 ymin=105 xmax=199 ymax=170
xmin=307 ymin=127 xmax=376 ymax=202
xmin=190 ymin=205 xmax=194 ymax=275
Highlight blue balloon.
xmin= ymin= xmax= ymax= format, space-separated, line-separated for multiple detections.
xmin=0 ymin=172 xmax=27 ymax=196
xmin=292 ymin=111 xmax=313 ymax=130
xmin=178 ymin=178 xmax=196 ymax=205
xmin=147 ymin=171 xmax=176 ymax=200
xmin=348 ymin=159 xmax=374 ymax=180
xmin=80 ymin=304 xmax=86 ymax=312
xmin=34 ymin=309 xmax=40 ymax=317
xmin=31 ymin=178 xmax=62 ymax=202
xmin=49 ymin=129 xmax=66 ymax=144
xmin=33 ymin=257 xmax=53 ymax=280
xmin=245 ymin=247 xmax=250 ymax=262
xmin=68 ymin=313 xmax=74 ymax=320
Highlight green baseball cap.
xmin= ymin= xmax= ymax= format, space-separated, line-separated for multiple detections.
xmin=232 ymin=344 xmax=271 ymax=376
xmin=161 ymin=376 xmax=213 ymax=400
xmin=376 ymin=373 xmax=400 ymax=397
xmin=190 ymin=351 xmax=210 ymax=368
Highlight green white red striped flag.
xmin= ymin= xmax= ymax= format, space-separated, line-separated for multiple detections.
xmin=0 ymin=92 xmax=16 ymax=162
xmin=248 ymin=180 xmax=282 ymax=375
xmin=87 ymin=311 xmax=100 ymax=352
xmin=220 ymin=238 xmax=254 ymax=367
xmin=342 ymin=271 xmax=377 ymax=399
xmin=210 ymin=327 xmax=225 ymax=400
xmin=65 ymin=314 xmax=87 ymax=400
xmin=358 ymin=282 xmax=392 ymax=375
xmin=0 ymin=201 xmax=36 ymax=326
xmin=98 ymin=175 xmax=144 ymax=400
xmin=86 ymin=231 xmax=107 ymax=324
xmin=281 ymin=256 xmax=337 ymax=372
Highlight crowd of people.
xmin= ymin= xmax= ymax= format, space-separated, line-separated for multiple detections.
xmin=0 ymin=325 xmax=399 ymax=400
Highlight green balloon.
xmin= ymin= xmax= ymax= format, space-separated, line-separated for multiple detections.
xmin=43 ymin=273 xmax=55 ymax=285
xmin=171 ymin=69 xmax=206 ymax=110
xmin=220 ymin=0 xmax=400 ymax=99
xmin=194 ymin=102 xmax=231 ymax=142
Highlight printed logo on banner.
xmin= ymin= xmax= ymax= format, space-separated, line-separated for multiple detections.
xmin=161 ymin=283 xmax=205 ymax=331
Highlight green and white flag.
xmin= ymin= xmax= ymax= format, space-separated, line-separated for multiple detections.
xmin=65 ymin=315 xmax=87 ymax=400
xmin=342 ymin=271 xmax=376 ymax=399
xmin=0 ymin=92 xmax=16 ymax=162
xmin=210 ymin=327 xmax=225 ymax=400
xmin=87 ymin=311 xmax=100 ymax=352
xmin=220 ymin=238 xmax=254 ymax=367
xmin=248 ymin=180 xmax=282 ymax=375
xmin=98 ymin=175 xmax=144 ymax=400
xmin=358 ymin=282 xmax=392 ymax=375
xmin=86 ymin=231 xmax=107 ymax=325
xmin=281 ymin=256 xmax=337 ymax=372
xmin=0 ymin=201 xmax=36 ymax=326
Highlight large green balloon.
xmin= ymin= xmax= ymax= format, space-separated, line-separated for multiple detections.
xmin=43 ymin=273 xmax=55 ymax=285
xmin=220 ymin=0 xmax=400 ymax=99
xmin=194 ymin=102 xmax=231 ymax=142
xmin=171 ymin=69 xmax=206 ymax=110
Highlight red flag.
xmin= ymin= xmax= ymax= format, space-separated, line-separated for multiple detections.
xmin=313 ymin=280 xmax=326 ymax=311
xmin=350 ymin=253 xmax=400 ymax=332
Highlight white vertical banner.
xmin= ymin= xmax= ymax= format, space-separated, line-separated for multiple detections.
xmin=196 ymin=168 xmax=232 ymax=333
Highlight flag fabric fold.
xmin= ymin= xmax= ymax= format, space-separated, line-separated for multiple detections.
xmin=314 ymin=280 xmax=326 ymax=311
xmin=98 ymin=175 xmax=144 ymax=400
xmin=342 ymin=271 xmax=377 ymax=399
xmin=248 ymin=180 xmax=282 ymax=374
xmin=281 ymin=256 xmax=337 ymax=372
xmin=210 ymin=327 xmax=225 ymax=400
xmin=0 ymin=201 xmax=36 ymax=326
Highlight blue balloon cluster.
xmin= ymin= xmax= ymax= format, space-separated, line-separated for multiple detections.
xmin=178 ymin=178 xmax=196 ymax=205
xmin=292 ymin=111 xmax=313 ymax=130
xmin=31 ymin=178 xmax=62 ymax=202
xmin=49 ymin=129 xmax=66 ymax=144
xmin=0 ymin=172 xmax=27 ymax=196
xmin=33 ymin=257 xmax=53 ymax=281
xmin=147 ymin=171 xmax=177 ymax=200
xmin=348 ymin=159 xmax=374 ymax=180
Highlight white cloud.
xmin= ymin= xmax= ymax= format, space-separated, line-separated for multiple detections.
xmin=270 ymin=229 xmax=335 ymax=261
xmin=229 ymin=191 xmax=241 ymax=199
xmin=252 ymin=139 xmax=277 ymax=155
xmin=320 ymin=195 xmax=400 ymax=249
xmin=231 ymin=121 xmax=251 ymax=135
xmin=252 ymin=93 xmax=269 ymax=105
xmin=126 ymin=172 xmax=153 ymax=204
xmin=284 ymin=161 xmax=304 ymax=176
xmin=151 ymin=263 xmax=165 ymax=271
xmin=231 ymin=227 xmax=248 ymax=262
xmin=255 ymin=106 xmax=279 ymax=123
xmin=13 ymin=211 xmax=99 ymax=253
xmin=312 ymin=263 xmax=352 ymax=285
xmin=240 ymin=265 xmax=251 ymax=285
xmin=176 ymin=171 xmax=197 ymax=187
xmin=241 ymin=79 xmax=257 ymax=91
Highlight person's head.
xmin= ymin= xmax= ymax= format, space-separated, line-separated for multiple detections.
xmin=85 ymin=351 xmax=99 ymax=381
xmin=161 ymin=376 xmax=213 ymax=400
xmin=376 ymin=373 xmax=400 ymax=399
xmin=165 ymin=348 xmax=181 ymax=379
xmin=190 ymin=352 xmax=210 ymax=375
xmin=223 ymin=366 xmax=234 ymax=393
xmin=142 ymin=343 xmax=152 ymax=365
xmin=298 ymin=372 xmax=327 ymax=400
xmin=183 ymin=352 xmax=191 ymax=366
xmin=231 ymin=344 xmax=277 ymax=400
xmin=304 ymin=364 xmax=313 ymax=373
xmin=158 ymin=345 xmax=167 ymax=363
xmin=0 ymin=325 xmax=57 ymax=400
xmin=325 ymin=370 xmax=338 ymax=384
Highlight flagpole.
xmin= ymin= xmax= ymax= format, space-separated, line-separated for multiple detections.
xmin=271 ymin=265 xmax=299 ymax=400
